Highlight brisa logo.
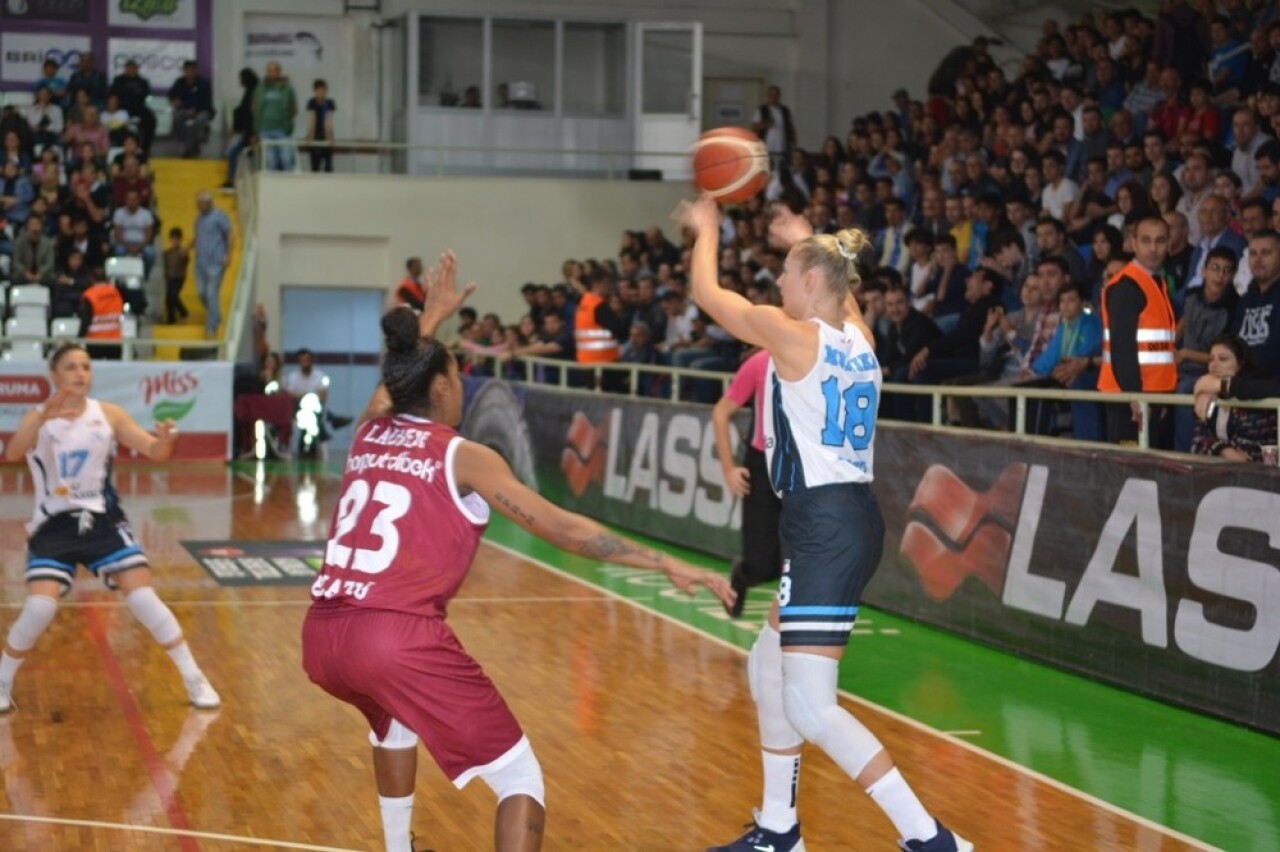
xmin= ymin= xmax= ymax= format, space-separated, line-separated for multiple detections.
xmin=140 ymin=369 xmax=199 ymax=422
xmin=117 ymin=0 xmax=179 ymax=21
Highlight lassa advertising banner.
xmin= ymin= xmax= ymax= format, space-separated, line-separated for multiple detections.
xmin=0 ymin=361 xmax=232 ymax=460
xmin=460 ymin=377 xmax=1280 ymax=734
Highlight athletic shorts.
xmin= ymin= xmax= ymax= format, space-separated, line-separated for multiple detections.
xmin=301 ymin=605 xmax=525 ymax=786
xmin=26 ymin=509 xmax=147 ymax=590
xmin=776 ymin=482 xmax=884 ymax=648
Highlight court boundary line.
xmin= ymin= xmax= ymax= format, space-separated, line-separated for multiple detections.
xmin=0 ymin=813 xmax=362 ymax=850
xmin=0 ymin=596 xmax=613 ymax=609
xmin=482 ymin=539 xmax=1219 ymax=852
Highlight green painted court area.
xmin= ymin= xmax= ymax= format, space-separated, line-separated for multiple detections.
xmin=483 ymin=513 xmax=1280 ymax=852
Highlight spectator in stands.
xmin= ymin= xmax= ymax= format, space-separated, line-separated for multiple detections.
xmin=1175 ymin=152 xmax=1214 ymax=244
xmin=908 ymin=267 xmax=1005 ymax=399
xmin=103 ymin=93 xmax=134 ymax=146
xmin=110 ymin=134 xmax=149 ymax=180
xmin=879 ymin=281 xmax=941 ymax=420
xmin=1098 ymin=215 xmax=1178 ymax=444
xmin=163 ymin=227 xmax=190 ymax=324
xmin=62 ymin=105 xmax=109 ymax=158
xmin=1185 ymin=194 xmax=1246 ymax=297
xmin=394 ymin=256 xmax=426 ymax=311
xmin=753 ymin=85 xmax=795 ymax=168
xmin=254 ymin=62 xmax=298 ymax=172
xmin=1034 ymin=215 xmax=1088 ymax=285
xmin=1234 ymin=197 xmax=1272 ymax=294
xmin=1235 ymin=229 xmax=1280 ymax=375
xmin=25 ymin=86 xmax=63 ymax=149
xmin=1191 ymin=333 xmax=1277 ymax=461
xmin=1040 ymin=149 xmax=1079 ymax=220
xmin=0 ymin=160 xmax=33 ymax=230
xmin=877 ymin=197 xmax=912 ymax=274
xmin=111 ymin=155 xmax=153 ymax=209
xmin=505 ymin=311 xmax=576 ymax=385
xmin=32 ymin=58 xmax=67 ymax=103
xmin=13 ymin=213 xmax=54 ymax=287
xmin=1175 ymin=246 xmax=1240 ymax=451
xmin=304 ymin=79 xmax=336 ymax=173
xmin=1021 ymin=280 xmax=1105 ymax=440
xmin=1 ymin=131 xmax=29 ymax=175
xmin=33 ymin=165 xmax=66 ymax=231
xmin=51 ymin=248 xmax=90 ymax=318
xmin=1232 ymin=108 xmax=1270 ymax=194
xmin=224 ymin=68 xmax=259 ymax=189
xmin=618 ymin=321 xmax=662 ymax=396
xmin=67 ymin=52 xmax=108 ymax=109
xmin=1162 ymin=210 xmax=1195 ymax=299
xmin=282 ymin=348 xmax=352 ymax=449
xmin=193 ymin=191 xmax=233 ymax=339
xmin=60 ymin=214 xmax=105 ymax=274
xmin=1150 ymin=171 xmax=1184 ymax=215
xmin=111 ymin=189 xmax=156 ymax=278
xmin=110 ymin=59 xmax=155 ymax=153
xmin=1252 ymin=138 xmax=1280 ymax=202
xmin=169 ymin=61 xmax=214 ymax=159
xmin=1088 ymin=224 xmax=1124 ymax=305
xmin=1065 ymin=156 xmax=1117 ymax=243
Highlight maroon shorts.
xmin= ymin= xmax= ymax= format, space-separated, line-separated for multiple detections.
xmin=301 ymin=606 xmax=524 ymax=785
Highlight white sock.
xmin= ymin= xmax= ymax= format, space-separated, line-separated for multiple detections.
xmin=0 ymin=653 xmax=23 ymax=685
xmin=165 ymin=641 xmax=203 ymax=680
xmin=758 ymin=750 xmax=801 ymax=832
xmin=379 ymin=794 xmax=414 ymax=852
xmin=866 ymin=767 xmax=937 ymax=843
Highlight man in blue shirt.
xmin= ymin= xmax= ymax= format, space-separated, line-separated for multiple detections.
xmin=168 ymin=61 xmax=214 ymax=158
xmin=1235 ymin=230 xmax=1280 ymax=376
xmin=31 ymin=59 xmax=67 ymax=103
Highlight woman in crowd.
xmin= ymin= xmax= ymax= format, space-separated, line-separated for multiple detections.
xmin=1191 ymin=333 xmax=1277 ymax=462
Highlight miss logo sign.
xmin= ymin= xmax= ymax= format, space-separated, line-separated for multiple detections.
xmin=140 ymin=369 xmax=200 ymax=423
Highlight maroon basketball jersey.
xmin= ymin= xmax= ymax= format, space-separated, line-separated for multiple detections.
xmin=310 ymin=414 xmax=489 ymax=617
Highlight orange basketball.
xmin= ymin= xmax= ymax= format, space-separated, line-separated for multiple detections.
xmin=692 ymin=127 xmax=770 ymax=204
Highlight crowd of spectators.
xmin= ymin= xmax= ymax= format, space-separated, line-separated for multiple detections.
xmin=454 ymin=2 xmax=1279 ymax=461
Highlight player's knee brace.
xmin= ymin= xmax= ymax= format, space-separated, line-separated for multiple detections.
xmin=748 ymin=625 xmax=804 ymax=750
xmin=369 ymin=718 xmax=419 ymax=749
xmin=125 ymin=587 xmax=183 ymax=646
xmin=478 ymin=739 xmax=545 ymax=806
xmin=782 ymin=653 xmax=884 ymax=778
xmin=6 ymin=595 xmax=58 ymax=653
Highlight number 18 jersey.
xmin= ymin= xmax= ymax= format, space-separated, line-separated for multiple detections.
xmin=311 ymin=414 xmax=490 ymax=618
xmin=764 ymin=319 xmax=880 ymax=496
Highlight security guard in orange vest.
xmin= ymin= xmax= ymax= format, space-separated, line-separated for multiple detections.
xmin=1096 ymin=215 xmax=1177 ymax=443
xmin=78 ymin=274 xmax=127 ymax=360
xmin=574 ymin=271 xmax=625 ymax=388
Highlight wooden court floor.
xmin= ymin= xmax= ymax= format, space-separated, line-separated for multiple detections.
xmin=0 ymin=463 xmax=1212 ymax=851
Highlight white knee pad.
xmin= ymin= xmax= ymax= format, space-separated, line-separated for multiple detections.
xmin=748 ymin=626 xmax=804 ymax=751
xmin=782 ymin=653 xmax=884 ymax=778
xmin=125 ymin=587 xmax=183 ymax=646
xmin=6 ymin=595 xmax=58 ymax=653
xmin=476 ymin=738 xmax=545 ymax=806
xmin=369 ymin=718 xmax=419 ymax=749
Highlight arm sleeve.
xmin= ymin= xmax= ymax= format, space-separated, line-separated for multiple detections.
xmin=1225 ymin=376 xmax=1280 ymax=400
xmin=1104 ymin=277 xmax=1147 ymax=392
xmin=1031 ymin=324 xmax=1063 ymax=377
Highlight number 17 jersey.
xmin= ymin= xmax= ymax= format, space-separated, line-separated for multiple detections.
xmin=311 ymin=414 xmax=490 ymax=618
xmin=764 ymin=319 xmax=880 ymax=496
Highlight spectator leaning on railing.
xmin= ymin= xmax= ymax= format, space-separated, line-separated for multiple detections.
xmin=1191 ymin=333 xmax=1277 ymax=462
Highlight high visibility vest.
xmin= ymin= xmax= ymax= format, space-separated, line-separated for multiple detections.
xmin=83 ymin=283 xmax=124 ymax=340
xmin=1097 ymin=261 xmax=1177 ymax=393
xmin=396 ymin=276 xmax=425 ymax=311
xmin=574 ymin=292 xmax=619 ymax=363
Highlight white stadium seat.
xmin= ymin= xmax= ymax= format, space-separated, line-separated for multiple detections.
xmin=10 ymin=285 xmax=50 ymax=310
xmin=3 ymin=341 xmax=45 ymax=361
xmin=3 ymin=91 xmax=34 ymax=108
xmin=5 ymin=316 xmax=46 ymax=338
xmin=12 ymin=304 xmax=47 ymax=322
xmin=50 ymin=317 xmax=79 ymax=339
xmin=106 ymin=256 xmax=145 ymax=285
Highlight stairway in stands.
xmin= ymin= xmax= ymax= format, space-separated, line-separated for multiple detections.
xmin=148 ymin=158 xmax=240 ymax=360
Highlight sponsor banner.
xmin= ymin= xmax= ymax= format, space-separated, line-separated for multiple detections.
xmin=1 ymin=31 xmax=90 ymax=84
xmin=243 ymin=13 xmax=344 ymax=68
xmin=107 ymin=36 xmax=194 ymax=89
xmin=183 ymin=540 xmax=321 ymax=586
xmin=0 ymin=0 xmax=92 ymax=23
xmin=462 ymin=377 xmax=1280 ymax=733
xmin=108 ymin=0 xmax=196 ymax=30
xmin=0 ymin=361 xmax=232 ymax=460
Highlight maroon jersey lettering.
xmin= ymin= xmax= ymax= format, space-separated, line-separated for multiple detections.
xmin=311 ymin=415 xmax=489 ymax=617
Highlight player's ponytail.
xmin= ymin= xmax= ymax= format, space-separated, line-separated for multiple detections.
xmin=790 ymin=227 xmax=872 ymax=300
xmin=380 ymin=307 xmax=453 ymax=416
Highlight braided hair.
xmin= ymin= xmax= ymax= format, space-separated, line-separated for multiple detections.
xmin=380 ymin=308 xmax=453 ymax=416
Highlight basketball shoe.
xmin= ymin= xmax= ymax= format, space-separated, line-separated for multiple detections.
xmin=899 ymin=820 xmax=973 ymax=852
xmin=184 ymin=674 xmax=222 ymax=709
xmin=707 ymin=810 xmax=805 ymax=852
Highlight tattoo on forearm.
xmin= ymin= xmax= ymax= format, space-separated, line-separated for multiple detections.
xmin=575 ymin=533 xmax=663 ymax=566
xmin=493 ymin=492 xmax=537 ymax=527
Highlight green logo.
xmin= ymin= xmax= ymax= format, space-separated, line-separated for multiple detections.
xmin=153 ymin=398 xmax=196 ymax=422
xmin=118 ymin=0 xmax=180 ymax=22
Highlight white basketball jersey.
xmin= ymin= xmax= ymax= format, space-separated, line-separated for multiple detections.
xmin=28 ymin=398 xmax=117 ymax=530
xmin=764 ymin=319 xmax=881 ymax=495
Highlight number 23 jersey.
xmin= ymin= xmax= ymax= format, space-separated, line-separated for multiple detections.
xmin=764 ymin=319 xmax=880 ymax=495
xmin=312 ymin=414 xmax=490 ymax=617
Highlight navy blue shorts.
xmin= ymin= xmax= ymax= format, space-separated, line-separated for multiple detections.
xmin=26 ymin=509 xmax=147 ymax=590
xmin=776 ymin=482 xmax=884 ymax=647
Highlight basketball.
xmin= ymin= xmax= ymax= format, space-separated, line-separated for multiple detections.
xmin=692 ymin=127 xmax=770 ymax=204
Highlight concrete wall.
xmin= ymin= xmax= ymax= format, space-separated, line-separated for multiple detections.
xmin=253 ymin=172 xmax=689 ymax=351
